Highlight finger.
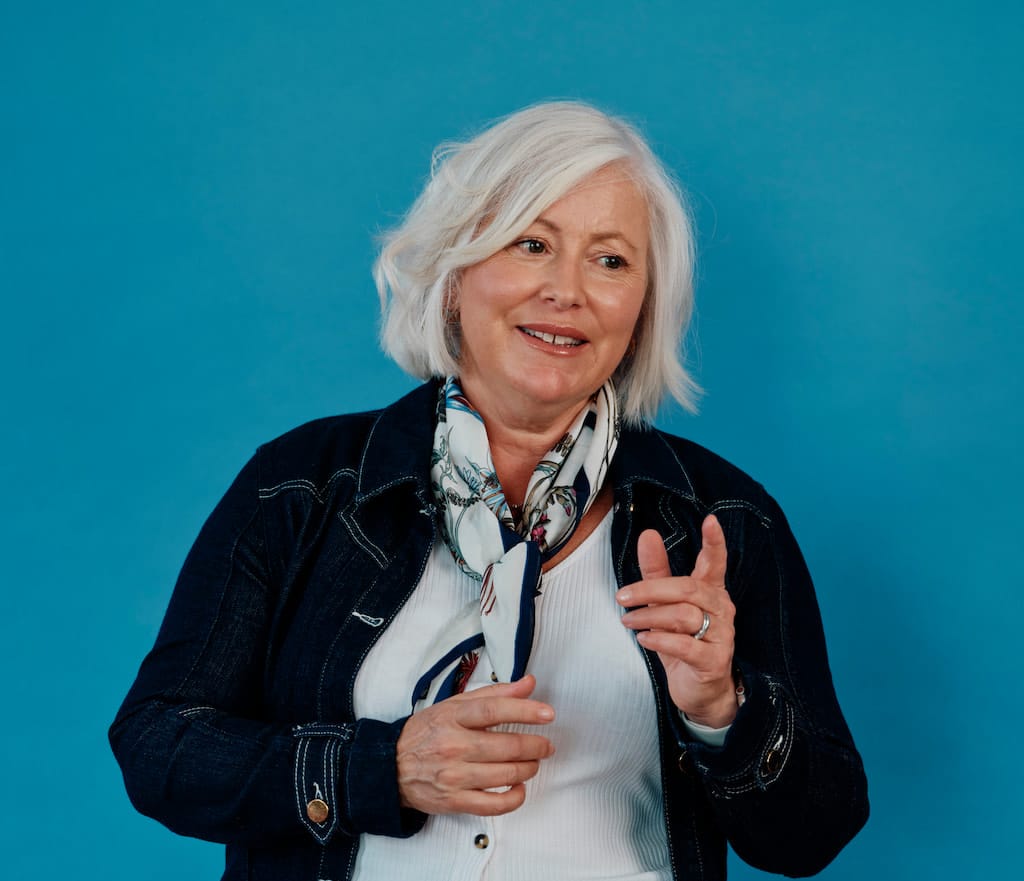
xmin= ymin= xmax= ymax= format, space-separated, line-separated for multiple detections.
xmin=637 ymin=529 xmax=672 ymax=581
xmin=455 ymin=695 xmax=555 ymax=730
xmin=456 ymin=673 xmax=538 ymax=701
xmin=463 ymin=731 xmax=555 ymax=763
xmin=451 ymin=673 xmax=550 ymax=715
xmin=621 ymin=601 xmax=708 ymax=636
xmin=692 ymin=515 xmax=727 ymax=586
xmin=440 ymin=758 xmax=544 ymax=792
xmin=447 ymin=782 xmax=529 ymax=817
xmin=618 ymin=577 xmax=732 ymax=616
xmin=635 ymin=628 xmax=734 ymax=668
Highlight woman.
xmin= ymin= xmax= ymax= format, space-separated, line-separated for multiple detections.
xmin=111 ymin=102 xmax=868 ymax=880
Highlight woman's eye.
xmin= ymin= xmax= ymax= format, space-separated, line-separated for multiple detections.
xmin=600 ymin=255 xmax=625 ymax=270
xmin=516 ymin=239 xmax=546 ymax=254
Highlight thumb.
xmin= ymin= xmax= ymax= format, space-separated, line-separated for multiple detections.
xmin=693 ymin=514 xmax=728 ymax=585
xmin=474 ymin=673 xmax=537 ymax=699
xmin=637 ymin=529 xmax=672 ymax=581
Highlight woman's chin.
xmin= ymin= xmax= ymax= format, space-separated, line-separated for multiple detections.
xmin=508 ymin=374 xmax=602 ymax=421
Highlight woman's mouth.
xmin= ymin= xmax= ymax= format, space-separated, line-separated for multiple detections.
xmin=518 ymin=326 xmax=586 ymax=347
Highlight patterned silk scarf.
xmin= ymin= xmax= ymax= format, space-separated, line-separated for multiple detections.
xmin=412 ymin=376 xmax=619 ymax=710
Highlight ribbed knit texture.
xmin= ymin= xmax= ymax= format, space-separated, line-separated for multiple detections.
xmin=352 ymin=511 xmax=671 ymax=881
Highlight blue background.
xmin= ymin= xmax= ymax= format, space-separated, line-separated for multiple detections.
xmin=3 ymin=2 xmax=1021 ymax=878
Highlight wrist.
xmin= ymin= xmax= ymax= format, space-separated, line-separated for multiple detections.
xmin=683 ymin=674 xmax=746 ymax=729
xmin=686 ymin=693 xmax=738 ymax=729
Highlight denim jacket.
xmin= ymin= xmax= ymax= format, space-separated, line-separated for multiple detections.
xmin=110 ymin=380 xmax=868 ymax=880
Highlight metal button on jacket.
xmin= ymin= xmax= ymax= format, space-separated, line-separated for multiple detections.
xmin=474 ymin=833 xmax=490 ymax=849
xmin=761 ymin=749 xmax=781 ymax=776
xmin=306 ymin=798 xmax=329 ymax=824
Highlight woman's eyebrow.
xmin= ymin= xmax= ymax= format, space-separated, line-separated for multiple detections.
xmin=529 ymin=217 xmax=640 ymax=252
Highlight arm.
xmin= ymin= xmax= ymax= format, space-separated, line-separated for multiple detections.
xmin=682 ymin=497 xmax=869 ymax=876
xmin=108 ymin=451 xmax=423 ymax=847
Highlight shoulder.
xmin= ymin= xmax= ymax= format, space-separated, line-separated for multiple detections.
xmin=251 ymin=380 xmax=440 ymax=501
xmin=615 ymin=424 xmax=776 ymax=526
xmin=254 ymin=409 xmax=381 ymax=490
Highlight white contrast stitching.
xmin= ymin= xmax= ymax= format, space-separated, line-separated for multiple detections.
xmin=294 ymin=738 xmax=305 ymax=823
xmin=177 ymin=705 xmax=217 ymax=718
xmin=337 ymin=508 xmax=387 ymax=568
xmin=351 ymin=611 xmax=384 ymax=627
xmin=654 ymin=434 xmax=697 ymax=499
xmin=709 ymin=499 xmax=772 ymax=528
xmin=258 ymin=468 xmax=356 ymax=504
xmin=691 ymin=810 xmax=705 ymax=879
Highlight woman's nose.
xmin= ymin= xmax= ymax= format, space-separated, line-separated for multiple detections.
xmin=541 ymin=256 xmax=586 ymax=308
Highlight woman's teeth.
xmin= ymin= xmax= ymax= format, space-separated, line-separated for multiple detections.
xmin=521 ymin=327 xmax=584 ymax=347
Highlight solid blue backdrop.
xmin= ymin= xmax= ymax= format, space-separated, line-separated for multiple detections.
xmin=2 ymin=2 xmax=1020 ymax=878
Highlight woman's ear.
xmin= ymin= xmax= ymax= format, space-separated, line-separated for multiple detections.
xmin=443 ymin=272 xmax=461 ymax=323
xmin=443 ymin=273 xmax=462 ymax=358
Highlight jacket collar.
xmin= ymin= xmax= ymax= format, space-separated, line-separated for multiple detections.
xmin=354 ymin=379 xmax=696 ymax=505
xmin=610 ymin=422 xmax=697 ymax=504
xmin=355 ymin=379 xmax=441 ymax=504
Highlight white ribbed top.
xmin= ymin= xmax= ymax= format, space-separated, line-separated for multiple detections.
xmin=352 ymin=511 xmax=671 ymax=881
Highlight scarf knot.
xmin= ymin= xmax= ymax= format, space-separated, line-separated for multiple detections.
xmin=411 ymin=377 xmax=619 ymax=710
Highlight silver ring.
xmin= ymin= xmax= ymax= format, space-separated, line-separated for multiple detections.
xmin=692 ymin=611 xmax=711 ymax=640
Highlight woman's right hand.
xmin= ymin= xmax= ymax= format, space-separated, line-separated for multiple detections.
xmin=396 ymin=674 xmax=556 ymax=816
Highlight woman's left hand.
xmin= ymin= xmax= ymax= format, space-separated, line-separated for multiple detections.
xmin=617 ymin=515 xmax=738 ymax=728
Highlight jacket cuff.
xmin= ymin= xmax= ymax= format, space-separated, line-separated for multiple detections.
xmin=679 ymin=712 xmax=730 ymax=748
xmin=292 ymin=718 xmax=426 ymax=844
xmin=343 ymin=717 xmax=427 ymax=837
xmin=682 ymin=663 xmax=793 ymax=795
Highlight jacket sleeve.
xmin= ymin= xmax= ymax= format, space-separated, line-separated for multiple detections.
xmin=680 ymin=493 xmax=869 ymax=877
xmin=108 ymin=450 xmax=426 ymax=847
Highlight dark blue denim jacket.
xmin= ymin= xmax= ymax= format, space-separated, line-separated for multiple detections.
xmin=110 ymin=380 xmax=867 ymax=880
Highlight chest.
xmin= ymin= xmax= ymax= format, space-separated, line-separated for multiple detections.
xmin=354 ymin=512 xmax=652 ymax=729
xmin=260 ymin=496 xmax=438 ymax=722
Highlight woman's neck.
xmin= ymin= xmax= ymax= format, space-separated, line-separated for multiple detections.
xmin=464 ymin=396 xmax=588 ymax=508
xmin=487 ymin=429 xmax=564 ymax=508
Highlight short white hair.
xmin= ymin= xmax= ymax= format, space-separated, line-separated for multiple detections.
xmin=374 ymin=101 xmax=699 ymax=424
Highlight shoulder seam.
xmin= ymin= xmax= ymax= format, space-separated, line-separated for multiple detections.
xmin=257 ymin=469 xmax=357 ymax=505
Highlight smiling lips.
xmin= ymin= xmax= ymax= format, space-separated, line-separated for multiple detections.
xmin=519 ymin=326 xmax=587 ymax=348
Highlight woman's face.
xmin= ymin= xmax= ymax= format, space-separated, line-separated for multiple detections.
xmin=456 ymin=164 xmax=649 ymax=431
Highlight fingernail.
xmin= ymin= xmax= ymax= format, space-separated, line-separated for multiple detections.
xmin=537 ymin=707 xmax=555 ymax=721
xmin=616 ymin=589 xmax=633 ymax=604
